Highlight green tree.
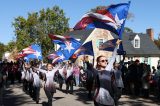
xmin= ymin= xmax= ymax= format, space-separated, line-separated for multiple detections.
xmin=5 ymin=41 xmax=16 ymax=52
xmin=124 ymin=27 xmax=133 ymax=33
xmin=12 ymin=6 xmax=69 ymax=61
xmin=0 ymin=42 xmax=6 ymax=60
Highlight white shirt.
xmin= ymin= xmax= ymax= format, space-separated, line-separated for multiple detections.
xmin=36 ymin=66 xmax=59 ymax=92
xmin=105 ymin=46 xmax=118 ymax=71
xmin=58 ymin=67 xmax=65 ymax=78
xmin=66 ymin=66 xmax=73 ymax=79
xmin=23 ymin=67 xmax=33 ymax=82
xmin=25 ymin=69 xmax=32 ymax=81
xmin=32 ymin=71 xmax=41 ymax=87
xmin=21 ymin=71 xmax=25 ymax=80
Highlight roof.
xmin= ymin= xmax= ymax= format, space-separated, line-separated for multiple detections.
xmin=64 ymin=29 xmax=160 ymax=57
xmin=122 ymin=33 xmax=160 ymax=57
xmin=64 ymin=28 xmax=119 ymax=43
xmin=64 ymin=29 xmax=94 ymax=43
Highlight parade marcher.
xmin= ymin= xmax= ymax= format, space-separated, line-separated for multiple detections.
xmin=17 ymin=61 xmax=23 ymax=83
xmin=10 ymin=63 xmax=17 ymax=84
xmin=31 ymin=66 xmax=42 ymax=104
xmin=21 ymin=66 xmax=26 ymax=92
xmin=79 ymin=66 xmax=86 ymax=87
xmin=112 ymin=63 xmax=124 ymax=105
xmin=22 ymin=63 xmax=29 ymax=92
xmin=66 ymin=63 xmax=74 ymax=94
xmin=73 ymin=64 xmax=80 ymax=87
xmin=23 ymin=63 xmax=33 ymax=96
xmin=93 ymin=40 xmax=121 ymax=106
xmin=83 ymin=56 xmax=90 ymax=72
xmin=58 ymin=66 xmax=65 ymax=90
xmin=86 ymin=62 xmax=95 ymax=98
xmin=34 ymin=63 xmax=60 ymax=106
xmin=0 ymin=65 xmax=7 ymax=106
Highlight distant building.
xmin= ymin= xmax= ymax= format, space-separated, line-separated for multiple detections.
xmin=64 ymin=28 xmax=160 ymax=69
xmin=122 ymin=28 xmax=160 ymax=70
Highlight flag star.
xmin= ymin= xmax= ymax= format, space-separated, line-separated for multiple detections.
xmin=59 ymin=54 xmax=65 ymax=60
xmin=65 ymin=42 xmax=75 ymax=53
xmin=34 ymin=50 xmax=41 ymax=58
xmin=24 ymin=57 xmax=28 ymax=60
xmin=114 ymin=14 xmax=125 ymax=29
xmin=107 ymin=14 xmax=125 ymax=30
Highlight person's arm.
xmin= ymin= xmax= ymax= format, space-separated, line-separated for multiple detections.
xmin=105 ymin=46 xmax=118 ymax=71
xmin=52 ymin=64 xmax=61 ymax=73
xmin=105 ymin=40 xmax=121 ymax=71
xmin=34 ymin=67 xmax=47 ymax=74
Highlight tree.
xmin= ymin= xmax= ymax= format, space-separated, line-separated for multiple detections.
xmin=124 ymin=27 xmax=133 ymax=33
xmin=12 ymin=6 xmax=69 ymax=61
xmin=5 ymin=41 xmax=16 ymax=52
xmin=0 ymin=42 xmax=6 ymax=60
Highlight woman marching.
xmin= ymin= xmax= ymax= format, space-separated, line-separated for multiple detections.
xmin=93 ymin=40 xmax=121 ymax=106
xmin=112 ymin=62 xmax=124 ymax=105
xmin=31 ymin=63 xmax=42 ymax=104
xmin=34 ymin=63 xmax=60 ymax=106
xmin=65 ymin=62 xmax=74 ymax=94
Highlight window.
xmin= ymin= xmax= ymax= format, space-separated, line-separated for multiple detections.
xmin=144 ymin=57 xmax=148 ymax=63
xmin=97 ymin=39 xmax=104 ymax=48
xmin=99 ymin=39 xmax=104 ymax=47
xmin=134 ymin=39 xmax=140 ymax=48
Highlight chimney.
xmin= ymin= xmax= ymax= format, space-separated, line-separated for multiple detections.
xmin=146 ymin=28 xmax=154 ymax=41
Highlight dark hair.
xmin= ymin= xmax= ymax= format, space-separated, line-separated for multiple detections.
xmin=157 ymin=65 xmax=160 ymax=70
xmin=135 ymin=59 xmax=140 ymax=63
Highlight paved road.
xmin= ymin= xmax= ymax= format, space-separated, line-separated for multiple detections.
xmin=3 ymin=83 xmax=160 ymax=106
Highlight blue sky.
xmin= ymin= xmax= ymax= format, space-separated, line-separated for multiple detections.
xmin=1 ymin=0 xmax=160 ymax=44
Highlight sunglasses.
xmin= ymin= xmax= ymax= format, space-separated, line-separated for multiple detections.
xmin=99 ymin=60 xmax=108 ymax=63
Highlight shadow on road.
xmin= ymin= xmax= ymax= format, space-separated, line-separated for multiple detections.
xmin=73 ymin=87 xmax=93 ymax=105
xmin=119 ymin=95 xmax=160 ymax=106
xmin=3 ymin=85 xmax=33 ymax=106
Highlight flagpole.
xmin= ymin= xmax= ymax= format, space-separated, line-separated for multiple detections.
xmin=118 ymin=1 xmax=131 ymax=62
xmin=93 ymin=55 xmax=95 ymax=68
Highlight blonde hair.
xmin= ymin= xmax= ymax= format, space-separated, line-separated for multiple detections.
xmin=96 ymin=55 xmax=108 ymax=69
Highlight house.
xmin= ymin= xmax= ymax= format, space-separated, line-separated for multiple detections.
xmin=64 ymin=28 xmax=119 ymax=66
xmin=122 ymin=29 xmax=160 ymax=69
xmin=64 ymin=28 xmax=160 ymax=69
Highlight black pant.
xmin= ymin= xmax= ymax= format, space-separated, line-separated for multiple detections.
xmin=66 ymin=76 xmax=74 ymax=93
xmin=33 ymin=86 xmax=40 ymax=103
xmin=44 ymin=89 xmax=54 ymax=106
xmin=29 ymin=81 xmax=33 ymax=96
